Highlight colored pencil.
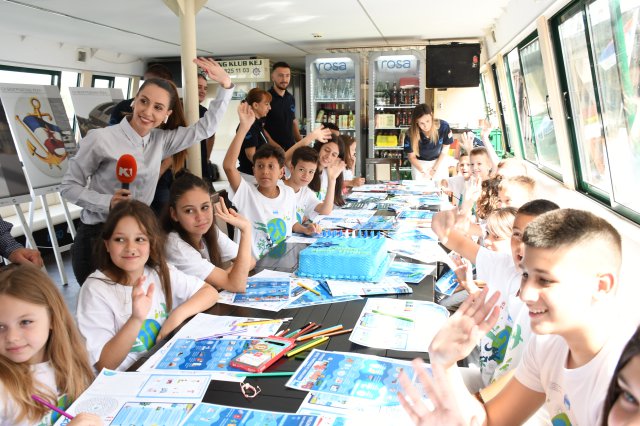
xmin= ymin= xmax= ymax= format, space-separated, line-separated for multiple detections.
xmin=286 ymin=336 xmax=329 ymax=357
xmin=319 ymin=328 xmax=353 ymax=338
xmin=297 ymin=325 xmax=343 ymax=342
xmin=372 ymin=310 xmax=414 ymax=322
xmin=234 ymin=372 xmax=295 ymax=377
xmin=275 ymin=328 xmax=290 ymax=337
xmin=290 ymin=322 xmax=318 ymax=339
xmin=284 ymin=328 xmax=302 ymax=338
xmin=31 ymin=395 xmax=74 ymax=420
xmin=295 ymin=280 xmax=320 ymax=296
xmin=237 ymin=317 xmax=292 ymax=327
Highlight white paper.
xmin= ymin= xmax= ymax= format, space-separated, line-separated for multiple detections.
xmin=326 ymin=275 xmax=412 ymax=297
xmin=349 ymin=298 xmax=449 ymax=351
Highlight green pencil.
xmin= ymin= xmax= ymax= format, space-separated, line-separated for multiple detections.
xmin=372 ymin=309 xmax=414 ymax=322
xmin=234 ymin=372 xmax=295 ymax=377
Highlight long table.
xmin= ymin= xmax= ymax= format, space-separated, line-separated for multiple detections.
xmin=131 ymin=239 xmax=437 ymax=413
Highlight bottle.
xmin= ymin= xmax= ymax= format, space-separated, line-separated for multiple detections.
xmin=390 ymin=82 xmax=397 ymax=106
xmin=384 ymin=81 xmax=391 ymax=105
xmin=348 ymin=110 xmax=354 ymax=129
xmin=315 ymin=109 xmax=325 ymax=123
xmin=395 ymin=111 xmax=401 ymax=127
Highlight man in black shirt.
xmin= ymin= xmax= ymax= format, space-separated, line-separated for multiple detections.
xmin=264 ymin=61 xmax=301 ymax=151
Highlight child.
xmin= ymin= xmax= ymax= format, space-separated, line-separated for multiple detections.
xmin=431 ymin=200 xmax=559 ymax=398
xmin=284 ymin=146 xmax=344 ymax=231
xmin=401 ymin=209 xmax=634 ymax=425
xmin=308 ymin=135 xmax=346 ymax=206
xmin=602 ymin=326 xmax=640 ymax=425
xmin=476 ymin=177 xmax=502 ymax=220
xmin=0 ymin=265 xmax=101 ymax=425
xmin=469 ymin=147 xmax=494 ymax=181
xmin=497 ymin=157 xmax=528 ymax=178
xmin=341 ymin=135 xmax=365 ymax=190
xmin=162 ymin=172 xmax=255 ymax=293
xmin=441 ymin=152 xmax=471 ymax=206
xmin=77 ymin=200 xmax=219 ymax=371
xmin=61 ymin=57 xmax=233 ymax=285
xmin=498 ymin=175 xmax=536 ymax=209
xmin=223 ymin=103 xmax=314 ymax=259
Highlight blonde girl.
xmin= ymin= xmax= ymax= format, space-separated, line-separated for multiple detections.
xmin=0 ymin=265 xmax=100 ymax=425
xmin=76 ymin=200 xmax=218 ymax=371
xmin=162 ymin=172 xmax=255 ymax=293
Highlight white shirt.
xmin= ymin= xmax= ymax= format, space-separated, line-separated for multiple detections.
xmin=516 ymin=327 xmax=634 ymax=425
xmin=165 ymin=229 xmax=239 ymax=280
xmin=61 ymin=87 xmax=233 ymax=225
xmin=343 ymin=169 xmax=354 ymax=181
xmin=0 ymin=362 xmax=64 ymax=426
xmin=445 ymin=175 xmax=466 ymax=205
xmin=230 ymin=179 xmax=296 ymax=259
xmin=476 ymin=247 xmax=529 ymax=385
xmin=317 ymin=169 xmax=328 ymax=201
xmin=293 ymin=185 xmax=321 ymax=223
xmin=77 ymin=265 xmax=204 ymax=371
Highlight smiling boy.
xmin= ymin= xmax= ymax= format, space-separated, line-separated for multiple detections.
xmin=224 ymin=103 xmax=318 ymax=258
xmin=401 ymin=209 xmax=634 ymax=426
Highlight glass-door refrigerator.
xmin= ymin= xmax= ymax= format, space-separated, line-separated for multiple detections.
xmin=368 ymin=50 xmax=425 ymax=180
xmin=305 ymin=53 xmax=362 ymax=171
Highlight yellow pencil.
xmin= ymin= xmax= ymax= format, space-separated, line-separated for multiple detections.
xmin=297 ymin=325 xmax=344 ymax=342
xmin=296 ymin=280 xmax=320 ymax=296
xmin=236 ymin=319 xmax=283 ymax=327
xmin=286 ymin=336 xmax=329 ymax=357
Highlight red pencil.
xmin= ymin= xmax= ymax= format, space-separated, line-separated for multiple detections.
xmin=291 ymin=322 xmax=318 ymax=339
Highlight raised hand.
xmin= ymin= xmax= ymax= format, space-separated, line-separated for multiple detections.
xmin=193 ymin=57 xmax=232 ymax=89
xmin=311 ymin=126 xmax=332 ymax=144
xmin=327 ymin=158 xmax=346 ymax=180
xmin=399 ymin=360 xmax=481 ymax=426
xmin=428 ymin=286 xmax=501 ymax=368
xmin=449 ymin=253 xmax=479 ymax=294
xmin=214 ymin=199 xmax=251 ymax=234
xmin=131 ymin=276 xmax=154 ymax=322
xmin=460 ymin=131 xmax=475 ymax=155
xmin=237 ymin=101 xmax=256 ymax=130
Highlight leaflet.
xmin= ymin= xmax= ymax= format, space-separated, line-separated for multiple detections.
xmin=349 ymin=298 xmax=449 ymax=351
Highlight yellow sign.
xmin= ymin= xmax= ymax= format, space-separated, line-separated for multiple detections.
xmin=217 ymin=59 xmax=270 ymax=82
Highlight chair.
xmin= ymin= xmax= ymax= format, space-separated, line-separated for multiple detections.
xmin=365 ymin=157 xmax=401 ymax=181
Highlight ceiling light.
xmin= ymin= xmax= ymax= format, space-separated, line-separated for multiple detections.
xmin=312 ymin=33 xmax=322 ymax=38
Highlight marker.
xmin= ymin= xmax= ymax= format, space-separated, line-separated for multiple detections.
xmin=31 ymin=395 xmax=74 ymax=420
xmin=295 ymin=281 xmax=320 ymax=296
xmin=286 ymin=336 xmax=329 ymax=357
xmin=234 ymin=372 xmax=295 ymax=378
xmin=372 ymin=310 xmax=414 ymax=322
xmin=297 ymin=325 xmax=343 ymax=342
xmin=237 ymin=318 xmax=292 ymax=327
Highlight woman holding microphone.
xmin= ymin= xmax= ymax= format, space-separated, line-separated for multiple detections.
xmin=403 ymin=104 xmax=454 ymax=181
xmin=61 ymin=57 xmax=233 ymax=285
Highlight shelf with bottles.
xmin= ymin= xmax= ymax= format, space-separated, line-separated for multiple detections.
xmin=314 ymin=102 xmax=356 ymax=130
xmin=314 ymin=77 xmax=356 ymax=101
xmin=373 ymin=81 xmax=420 ymax=107
xmin=373 ymin=146 xmax=403 ymax=150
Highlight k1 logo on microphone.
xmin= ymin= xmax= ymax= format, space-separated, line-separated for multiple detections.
xmin=118 ymin=167 xmax=134 ymax=179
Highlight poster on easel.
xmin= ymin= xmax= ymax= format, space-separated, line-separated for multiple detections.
xmin=0 ymin=84 xmax=74 ymax=191
xmin=69 ymin=87 xmax=124 ymax=137
xmin=0 ymin=98 xmax=30 ymax=201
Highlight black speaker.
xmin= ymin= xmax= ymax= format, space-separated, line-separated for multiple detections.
xmin=426 ymin=44 xmax=481 ymax=88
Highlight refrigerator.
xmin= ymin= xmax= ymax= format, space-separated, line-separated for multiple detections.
xmin=367 ymin=50 xmax=426 ymax=180
xmin=305 ymin=53 xmax=362 ymax=174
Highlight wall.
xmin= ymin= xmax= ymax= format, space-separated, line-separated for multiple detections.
xmin=0 ymin=29 xmax=144 ymax=76
xmin=433 ymin=87 xmax=485 ymax=129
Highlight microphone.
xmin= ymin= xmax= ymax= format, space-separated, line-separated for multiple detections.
xmin=116 ymin=154 xmax=137 ymax=190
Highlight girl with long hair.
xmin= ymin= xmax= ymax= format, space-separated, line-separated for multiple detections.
xmin=76 ymin=200 xmax=218 ymax=371
xmin=0 ymin=265 xmax=100 ymax=425
xmin=162 ymin=172 xmax=255 ymax=293
xmin=61 ymin=57 xmax=233 ymax=286
xmin=308 ymin=135 xmax=346 ymax=206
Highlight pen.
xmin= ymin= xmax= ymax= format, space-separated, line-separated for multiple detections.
xmin=297 ymin=325 xmax=343 ymax=341
xmin=237 ymin=318 xmax=292 ymax=327
xmin=286 ymin=336 xmax=329 ymax=357
xmin=295 ymin=281 xmax=320 ymax=296
xmin=372 ymin=310 xmax=414 ymax=322
xmin=31 ymin=394 xmax=74 ymax=420
xmin=234 ymin=372 xmax=295 ymax=377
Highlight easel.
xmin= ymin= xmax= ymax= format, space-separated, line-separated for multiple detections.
xmin=28 ymin=184 xmax=76 ymax=285
xmin=0 ymin=194 xmax=39 ymax=268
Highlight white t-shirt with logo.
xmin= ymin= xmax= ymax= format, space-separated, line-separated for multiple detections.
xmin=293 ymin=185 xmax=321 ymax=224
xmin=230 ymin=179 xmax=296 ymax=259
xmin=165 ymin=229 xmax=239 ymax=281
xmin=77 ymin=265 xmax=203 ymax=371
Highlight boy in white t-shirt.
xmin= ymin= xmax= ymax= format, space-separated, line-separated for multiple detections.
xmin=400 ymin=209 xmax=634 ymax=426
xmin=441 ymin=152 xmax=471 ymax=206
xmin=431 ymin=199 xmax=559 ymax=398
xmin=223 ymin=103 xmax=318 ymax=259
xmin=284 ymin=146 xmax=344 ymax=230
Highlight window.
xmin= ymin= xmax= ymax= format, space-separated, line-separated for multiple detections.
xmin=114 ymin=76 xmax=131 ymax=99
xmin=92 ymin=75 xmax=114 ymax=88
xmin=0 ymin=66 xmax=59 ymax=85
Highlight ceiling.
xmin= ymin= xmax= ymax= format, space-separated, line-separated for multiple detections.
xmin=1 ymin=0 xmax=511 ymax=68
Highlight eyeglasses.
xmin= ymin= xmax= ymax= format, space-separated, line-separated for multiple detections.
xmin=240 ymin=382 xmax=261 ymax=399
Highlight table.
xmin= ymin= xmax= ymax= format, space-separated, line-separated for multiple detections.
xmin=131 ymin=239 xmax=438 ymax=413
